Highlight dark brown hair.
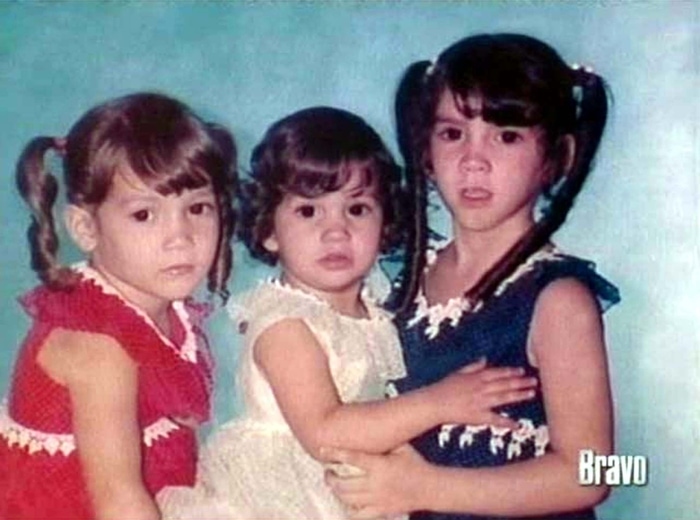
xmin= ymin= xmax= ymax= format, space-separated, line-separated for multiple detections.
xmin=393 ymin=33 xmax=609 ymax=312
xmin=239 ymin=106 xmax=404 ymax=265
xmin=16 ymin=92 xmax=238 ymax=301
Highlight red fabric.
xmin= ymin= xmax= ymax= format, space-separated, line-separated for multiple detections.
xmin=0 ymin=272 xmax=213 ymax=520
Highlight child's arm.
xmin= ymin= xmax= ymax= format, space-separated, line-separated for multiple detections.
xmin=254 ymin=318 xmax=536 ymax=460
xmin=325 ymin=278 xmax=613 ymax=517
xmin=38 ymin=329 xmax=161 ymax=520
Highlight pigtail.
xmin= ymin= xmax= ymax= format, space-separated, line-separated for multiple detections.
xmin=391 ymin=60 xmax=433 ymax=313
xmin=15 ymin=137 xmax=77 ymax=289
xmin=206 ymin=123 xmax=238 ymax=304
xmin=466 ymin=69 xmax=609 ymax=304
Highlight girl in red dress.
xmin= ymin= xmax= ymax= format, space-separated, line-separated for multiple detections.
xmin=0 ymin=92 xmax=237 ymax=520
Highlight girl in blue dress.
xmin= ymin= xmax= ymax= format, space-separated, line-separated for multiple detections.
xmin=325 ymin=33 xmax=620 ymax=520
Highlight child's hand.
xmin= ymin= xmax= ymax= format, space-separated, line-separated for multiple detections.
xmin=323 ymin=445 xmax=430 ymax=518
xmin=426 ymin=358 xmax=537 ymax=428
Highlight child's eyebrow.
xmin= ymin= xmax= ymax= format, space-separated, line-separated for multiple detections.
xmin=434 ymin=114 xmax=466 ymax=124
xmin=348 ymin=186 xmax=377 ymax=198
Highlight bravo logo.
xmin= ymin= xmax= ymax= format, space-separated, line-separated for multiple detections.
xmin=578 ymin=450 xmax=648 ymax=486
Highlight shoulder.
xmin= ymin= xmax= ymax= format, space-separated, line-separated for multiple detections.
xmin=535 ymin=277 xmax=602 ymax=319
xmin=529 ymin=277 xmax=606 ymax=366
xmin=526 ymin=250 xmax=620 ymax=313
xmin=229 ymin=280 xmax=332 ymax=340
xmin=253 ymin=317 xmax=320 ymax=358
xmin=38 ymin=328 xmax=136 ymax=387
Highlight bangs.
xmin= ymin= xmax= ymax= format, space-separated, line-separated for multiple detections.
xmin=282 ymin=158 xmax=377 ymax=198
xmin=125 ymin=127 xmax=215 ymax=196
xmin=449 ymin=84 xmax=548 ymax=128
xmin=440 ymin=40 xmax=574 ymax=131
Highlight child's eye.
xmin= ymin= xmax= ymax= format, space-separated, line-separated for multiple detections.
xmin=348 ymin=203 xmax=373 ymax=217
xmin=189 ymin=202 xmax=216 ymax=216
xmin=131 ymin=209 xmax=153 ymax=222
xmin=498 ymin=130 xmax=524 ymax=144
xmin=436 ymin=126 xmax=462 ymax=141
xmin=295 ymin=205 xmax=316 ymax=218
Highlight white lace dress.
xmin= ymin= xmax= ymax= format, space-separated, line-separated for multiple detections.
xmin=158 ymin=280 xmax=406 ymax=520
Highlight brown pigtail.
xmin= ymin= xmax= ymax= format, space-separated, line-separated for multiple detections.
xmin=392 ymin=60 xmax=433 ymax=313
xmin=15 ymin=137 xmax=77 ymax=290
xmin=205 ymin=123 xmax=238 ymax=304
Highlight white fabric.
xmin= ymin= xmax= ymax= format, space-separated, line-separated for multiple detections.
xmin=159 ymin=280 xmax=406 ymax=520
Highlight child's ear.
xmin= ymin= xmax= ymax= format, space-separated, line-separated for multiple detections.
xmin=262 ymin=232 xmax=279 ymax=254
xmin=64 ymin=205 xmax=99 ymax=253
xmin=561 ymin=134 xmax=576 ymax=175
xmin=544 ymin=134 xmax=577 ymax=187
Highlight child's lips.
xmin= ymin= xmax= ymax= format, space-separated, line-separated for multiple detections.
xmin=318 ymin=253 xmax=352 ymax=270
xmin=162 ymin=264 xmax=195 ymax=277
xmin=460 ymin=187 xmax=492 ymax=205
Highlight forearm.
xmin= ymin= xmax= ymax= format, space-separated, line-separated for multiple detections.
xmin=419 ymin=452 xmax=609 ymax=516
xmin=308 ymin=387 xmax=440 ymax=457
xmin=92 ymin=482 xmax=161 ymax=520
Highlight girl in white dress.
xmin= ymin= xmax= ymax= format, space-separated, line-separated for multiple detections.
xmin=158 ymin=107 xmax=537 ymax=520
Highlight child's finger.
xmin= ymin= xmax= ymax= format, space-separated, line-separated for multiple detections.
xmin=325 ymin=470 xmax=367 ymax=493
xmin=319 ymin=446 xmax=349 ymax=463
xmin=456 ymin=357 xmax=487 ymax=374
xmin=484 ymin=376 xmax=538 ymax=395
xmin=484 ymin=412 xmax=520 ymax=429
xmin=489 ymin=388 xmax=537 ymax=408
xmin=479 ymin=366 xmax=526 ymax=382
xmin=350 ymin=505 xmax=385 ymax=519
xmin=325 ymin=461 xmax=366 ymax=477
xmin=320 ymin=446 xmax=372 ymax=472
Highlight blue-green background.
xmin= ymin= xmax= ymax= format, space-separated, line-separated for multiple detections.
xmin=1 ymin=1 xmax=698 ymax=518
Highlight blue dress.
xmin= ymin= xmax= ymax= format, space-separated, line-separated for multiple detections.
xmin=393 ymin=247 xmax=620 ymax=520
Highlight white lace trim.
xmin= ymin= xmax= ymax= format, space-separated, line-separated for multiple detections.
xmin=143 ymin=417 xmax=181 ymax=447
xmin=229 ymin=277 xmax=390 ymax=324
xmin=75 ymin=263 xmax=199 ymax=363
xmin=437 ymin=418 xmax=549 ymax=460
xmin=409 ymin=245 xmax=565 ymax=339
xmin=0 ymin=403 xmax=181 ymax=456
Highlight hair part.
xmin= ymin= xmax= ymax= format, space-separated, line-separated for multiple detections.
xmin=239 ymin=106 xmax=404 ymax=265
xmin=16 ymin=92 xmax=238 ymax=300
xmin=393 ymin=33 xmax=609 ymax=312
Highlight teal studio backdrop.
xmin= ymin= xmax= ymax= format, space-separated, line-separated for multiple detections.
xmin=1 ymin=1 xmax=697 ymax=518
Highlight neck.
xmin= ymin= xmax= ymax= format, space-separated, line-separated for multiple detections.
xmin=450 ymin=218 xmax=534 ymax=279
xmin=89 ymin=262 xmax=172 ymax=335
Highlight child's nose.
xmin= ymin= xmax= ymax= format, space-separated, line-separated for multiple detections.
xmin=321 ymin=212 xmax=351 ymax=241
xmin=459 ymin=144 xmax=490 ymax=176
xmin=164 ymin=214 xmax=194 ymax=248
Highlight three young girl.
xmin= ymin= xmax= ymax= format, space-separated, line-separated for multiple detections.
xmin=158 ymin=106 xmax=535 ymax=519
xmin=325 ymin=33 xmax=620 ymax=520
xmin=0 ymin=92 xmax=237 ymax=519
xmin=2 ymin=31 xmax=619 ymax=520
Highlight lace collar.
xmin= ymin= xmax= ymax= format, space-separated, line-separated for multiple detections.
xmin=408 ymin=244 xmax=565 ymax=339
xmin=235 ymin=277 xmax=390 ymax=324
xmin=74 ymin=262 xmax=200 ymax=363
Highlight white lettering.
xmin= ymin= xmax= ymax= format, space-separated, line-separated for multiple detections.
xmin=578 ymin=449 xmax=594 ymax=485
xmin=605 ymin=455 xmax=620 ymax=485
xmin=632 ymin=456 xmax=648 ymax=485
xmin=578 ymin=450 xmax=648 ymax=486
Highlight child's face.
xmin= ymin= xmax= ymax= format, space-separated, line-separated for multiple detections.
xmin=429 ymin=90 xmax=549 ymax=237
xmin=264 ymin=167 xmax=383 ymax=302
xmin=82 ymin=168 xmax=219 ymax=315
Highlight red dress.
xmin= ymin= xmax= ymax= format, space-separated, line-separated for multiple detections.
xmin=0 ymin=265 xmax=213 ymax=520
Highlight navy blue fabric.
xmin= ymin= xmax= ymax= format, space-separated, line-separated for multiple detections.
xmin=393 ymin=253 xmax=620 ymax=520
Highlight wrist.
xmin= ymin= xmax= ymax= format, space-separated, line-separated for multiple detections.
xmin=412 ymin=461 xmax=442 ymax=512
xmin=413 ymin=385 xmax=445 ymax=427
